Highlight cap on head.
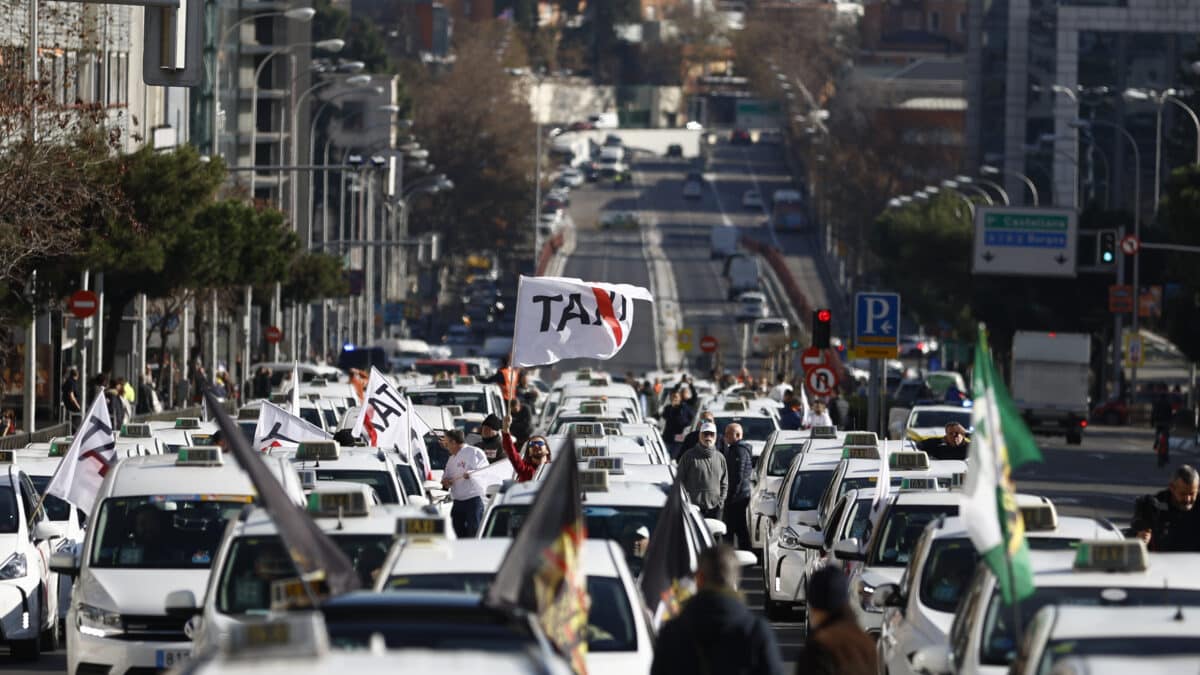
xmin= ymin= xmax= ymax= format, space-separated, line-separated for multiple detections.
xmin=700 ymin=422 xmax=717 ymax=435
xmin=482 ymin=414 xmax=503 ymax=431
xmin=635 ymin=526 xmax=650 ymax=539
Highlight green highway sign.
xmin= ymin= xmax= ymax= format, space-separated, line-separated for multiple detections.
xmin=972 ymin=207 xmax=1078 ymax=277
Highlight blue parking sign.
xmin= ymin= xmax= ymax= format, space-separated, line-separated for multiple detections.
xmin=855 ymin=292 xmax=900 ymax=358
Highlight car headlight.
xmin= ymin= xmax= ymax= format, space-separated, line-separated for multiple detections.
xmin=778 ymin=527 xmax=804 ymax=550
xmin=0 ymin=552 xmax=27 ymax=580
xmin=77 ymin=603 xmax=124 ymax=638
xmin=858 ymin=580 xmax=881 ymax=613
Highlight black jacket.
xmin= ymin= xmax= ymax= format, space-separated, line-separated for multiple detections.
xmin=1131 ymin=489 xmax=1200 ymax=552
xmin=1151 ymin=397 xmax=1174 ymax=429
xmin=793 ymin=614 xmax=877 ymax=675
xmin=661 ymin=403 xmax=694 ymax=441
xmin=918 ymin=437 xmax=969 ymax=461
xmin=651 ymin=590 xmax=784 ymax=675
xmin=477 ymin=433 xmax=503 ymax=462
xmin=725 ymin=440 xmax=754 ymax=503
xmin=509 ymin=405 xmax=533 ymax=440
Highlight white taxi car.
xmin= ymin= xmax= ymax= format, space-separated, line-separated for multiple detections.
xmin=749 ymin=427 xmax=842 ymax=552
xmin=55 ymin=447 xmax=305 ymax=675
xmin=0 ymin=450 xmax=62 ymax=660
xmin=914 ymin=541 xmax=1200 ymax=675
xmin=899 ymin=403 xmax=973 ymax=444
xmin=404 ymin=377 xmax=506 ymax=436
xmin=373 ymin=537 xmax=654 ymax=674
xmin=278 ymin=441 xmax=408 ymax=505
xmin=876 ymin=503 xmax=1124 ymax=675
xmin=189 ymin=487 xmax=452 ymax=656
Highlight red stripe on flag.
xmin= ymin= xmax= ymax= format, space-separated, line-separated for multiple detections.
xmin=591 ymin=287 xmax=623 ymax=346
xmin=364 ymin=407 xmax=379 ymax=446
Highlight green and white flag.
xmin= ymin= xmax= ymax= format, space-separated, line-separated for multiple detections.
xmin=962 ymin=325 xmax=1042 ymax=604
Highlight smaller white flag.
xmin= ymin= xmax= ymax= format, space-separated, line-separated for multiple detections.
xmin=253 ymin=400 xmax=330 ymax=453
xmin=872 ymin=442 xmax=891 ymax=521
xmin=511 ymin=275 xmax=653 ymax=367
xmin=470 ymin=454 xmax=515 ymax=489
xmin=290 ymin=362 xmax=301 ymax=415
xmin=46 ymin=396 xmax=118 ymax=515
xmin=352 ymin=368 xmax=431 ymax=478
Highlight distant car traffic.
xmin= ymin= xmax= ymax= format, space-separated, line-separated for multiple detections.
xmin=736 ymin=291 xmax=768 ymax=321
xmin=683 ymin=180 xmax=703 ymax=200
xmin=743 ymin=189 xmax=763 ymax=210
xmin=731 ymin=128 xmax=753 ymax=145
xmin=599 ymin=211 xmax=640 ymax=230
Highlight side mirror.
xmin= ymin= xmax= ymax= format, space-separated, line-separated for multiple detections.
xmin=165 ymin=590 xmax=199 ymax=618
xmin=795 ymin=511 xmax=820 ymax=529
xmin=49 ymin=550 xmax=79 ymax=577
xmin=909 ymin=644 xmax=953 ymax=675
xmin=752 ymin=501 xmax=775 ymax=518
xmin=872 ymin=582 xmax=904 ymax=609
xmin=733 ymin=550 xmax=757 ymax=567
xmin=407 ymin=495 xmax=430 ymax=507
xmin=33 ymin=520 xmax=66 ymax=542
xmin=705 ymin=518 xmax=728 ymax=538
xmin=798 ymin=530 xmax=825 ymax=551
xmin=833 ymin=537 xmax=864 ymax=562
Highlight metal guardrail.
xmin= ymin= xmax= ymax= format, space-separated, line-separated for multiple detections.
xmin=0 ymin=422 xmax=73 ymax=450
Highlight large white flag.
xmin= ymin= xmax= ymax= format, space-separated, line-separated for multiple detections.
xmin=511 ymin=275 xmax=653 ymax=367
xmin=352 ymin=367 xmax=432 ymax=479
xmin=253 ymin=400 xmax=330 ymax=453
xmin=46 ymin=396 xmax=117 ymax=514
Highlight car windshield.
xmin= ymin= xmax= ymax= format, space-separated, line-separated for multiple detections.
xmin=756 ymin=322 xmax=787 ymax=335
xmin=299 ymin=407 xmax=324 ymax=430
xmin=868 ymin=504 xmax=958 ymax=567
xmin=29 ymin=475 xmax=73 ymax=522
xmin=394 ymin=465 xmax=421 ymax=496
xmin=919 ymin=538 xmax=979 ymax=612
xmin=1036 ymin=637 xmax=1200 ymax=675
xmin=716 ymin=417 xmax=776 ymax=442
xmin=912 ymin=411 xmax=972 ymax=429
xmin=839 ymin=476 xmax=903 ymax=500
xmin=0 ymin=485 xmax=17 ymax=533
xmin=414 ymin=363 xmax=464 ymax=377
xmin=483 ymin=504 xmax=660 ymax=570
xmin=216 ymin=534 xmax=398 ymax=614
xmin=790 ymin=469 xmax=836 ymax=510
xmin=383 ymin=574 xmax=636 ymax=652
xmin=408 ymin=391 xmax=488 ymax=414
xmin=314 ymin=470 xmax=400 ymax=504
xmin=90 ymin=496 xmax=251 ymax=569
xmin=980 ymin=587 xmax=1200 ymax=665
xmin=830 ymin=499 xmax=874 ymax=549
xmin=325 ymin=607 xmax=535 ymax=653
xmin=768 ymin=443 xmax=806 ymax=476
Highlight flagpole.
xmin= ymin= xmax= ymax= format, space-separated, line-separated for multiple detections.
xmin=1004 ymin=541 xmax=1023 ymax=656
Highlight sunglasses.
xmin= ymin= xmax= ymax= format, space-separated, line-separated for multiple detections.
xmin=528 ymin=440 xmax=546 ymax=447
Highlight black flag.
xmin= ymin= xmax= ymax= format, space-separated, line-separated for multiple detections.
xmin=203 ymin=389 xmax=360 ymax=596
xmin=485 ymin=436 xmax=589 ymax=673
xmin=638 ymin=476 xmax=696 ymax=628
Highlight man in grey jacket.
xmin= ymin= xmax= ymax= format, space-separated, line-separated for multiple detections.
xmin=678 ymin=421 xmax=728 ymax=519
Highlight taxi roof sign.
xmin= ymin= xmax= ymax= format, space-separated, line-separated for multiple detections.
xmin=224 ymin=612 xmax=328 ymax=659
xmin=189 ymin=433 xmax=214 ymax=446
xmin=810 ymin=425 xmax=837 ymax=439
xmin=396 ymin=516 xmax=447 ymax=539
xmin=571 ymin=423 xmax=606 ymax=439
xmin=1020 ymin=501 xmax=1059 ymax=532
xmin=576 ymin=443 xmax=608 ymax=460
xmin=435 ymin=379 xmax=455 ymax=389
xmin=269 ymin=576 xmax=330 ymax=612
xmin=579 ymin=469 xmax=610 ymax=492
xmin=842 ymin=445 xmax=881 ymax=460
xmin=1073 ymin=539 xmax=1149 ymax=573
xmin=445 ymin=405 xmax=464 ymax=417
xmin=174 ymin=417 xmax=202 ymax=430
xmin=843 ymin=432 xmax=878 ymax=447
xmin=575 ymin=369 xmax=593 ymax=380
xmin=589 ymin=377 xmax=611 ymax=387
xmin=296 ymin=441 xmax=340 ymax=461
xmin=270 ymin=393 xmax=291 ymax=403
xmin=176 ymin=446 xmax=224 ymax=466
xmin=309 ymin=377 xmax=327 ymax=387
xmin=723 ymin=400 xmax=749 ymax=412
xmin=121 ymin=423 xmax=153 ymax=438
xmin=899 ymin=477 xmax=939 ymax=491
xmin=454 ymin=375 xmax=478 ymax=386
xmin=48 ymin=436 xmax=74 ymax=457
xmin=237 ymin=407 xmax=261 ymax=421
xmin=888 ymin=451 xmax=930 ymax=471
xmin=579 ymin=402 xmax=607 ymax=415
xmin=587 ymin=456 xmax=625 ymax=475
xmin=307 ymin=490 xmax=369 ymax=517
xmin=0 ymin=450 xmax=14 ymax=464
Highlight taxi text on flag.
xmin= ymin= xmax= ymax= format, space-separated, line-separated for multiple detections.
xmin=512 ymin=274 xmax=653 ymax=368
xmin=961 ymin=325 xmax=1043 ymax=604
xmin=253 ymin=400 xmax=331 ymax=453
xmin=351 ymin=367 xmax=432 ymax=479
xmin=204 ymin=389 xmax=360 ymax=595
xmin=45 ymin=395 xmax=117 ymax=515
xmin=638 ymin=477 xmax=695 ymax=629
xmin=485 ymin=436 xmax=589 ymax=673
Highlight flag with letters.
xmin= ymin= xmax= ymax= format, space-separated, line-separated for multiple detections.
xmin=45 ymin=395 xmax=118 ymax=514
xmin=352 ymin=367 xmax=432 ymax=478
xmin=512 ymin=275 xmax=653 ymax=367
xmin=253 ymin=400 xmax=330 ymax=453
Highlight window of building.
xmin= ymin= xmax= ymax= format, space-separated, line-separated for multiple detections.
xmin=957 ymin=13 xmax=966 ymax=33
xmin=929 ymin=11 xmax=941 ymax=32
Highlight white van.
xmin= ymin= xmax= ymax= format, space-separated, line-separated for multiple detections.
xmin=725 ymin=255 xmax=760 ymax=299
xmin=374 ymin=338 xmax=432 ymax=370
xmin=710 ymin=225 xmax=739 ymax=259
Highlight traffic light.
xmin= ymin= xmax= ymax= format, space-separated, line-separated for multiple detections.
xmin=1097 ymin=230 xmax=1117 ymax=265
xmin=812 ymin=309 xmax=832 ymax=349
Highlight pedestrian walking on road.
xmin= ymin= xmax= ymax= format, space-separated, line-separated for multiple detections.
xmin=680 ymin=410 xmax=716 ymax=455
xmin=660 ymin=391 xmax=694 ymax=459
xmin=1151 ymin=383 xmax=1175 ymax=466
xmin=1131 ymin=465 xmax=1200 ymax=552
xmin=651 ymin=544 xmax=784 ymax=675
xmin=440 ymin=429 xmax=490 ymax=537
xmin=62 ymin=367 xmax=81 ymax=417
xmin=723 ymin=423 xmax=754 ymax=550
xmin=794 ymin=566 xmax=877 ymax=675
xmin=779 ymin=389 xmax=804 ymax=431
xmin=678 ymin=422 xmax=728 ymax=519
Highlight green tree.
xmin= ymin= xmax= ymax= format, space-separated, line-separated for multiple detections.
xmin=1156 ymin=164 xmax=1200 ymax=362
xmin=284 ymin=251 xmax=349 ymax=305
xmin=313 ymin=0 xmax=394 ymax=74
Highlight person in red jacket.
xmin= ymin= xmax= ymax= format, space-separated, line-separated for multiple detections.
xmin=501 ymin=415 xmax=551 ymax=482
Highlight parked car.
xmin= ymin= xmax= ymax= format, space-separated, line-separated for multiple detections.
xmin=599 ymin=211 xmax=641 ymax=230
xmin=558 ymin=167 xmax=584 ymax=187
xmin=736 ymin=292 xmax=768 ymax=321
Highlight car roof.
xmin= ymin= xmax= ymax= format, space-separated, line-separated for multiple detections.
xmin=382 ymin=538 xmax=621 ymax=578
xmin=932 ymin=514 xmax=1122 ymax=542
xmin=235 ymin=503 xmax=431 ymax=537
xmin=276 ymin=447 xmax=397 ymax=470
xmin=494 ymin=479 xmax=667 ymax=507
xmin=1017 ymin=551 xmax=1200 ymax=590
xmin=1040 ymin=605 xmax=1200 ymax=640
xmin=106 ymin=455 xmax=270 ymax=496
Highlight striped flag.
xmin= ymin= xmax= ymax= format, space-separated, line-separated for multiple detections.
xmin=961 ymin=325 xmax=1042 ymax=604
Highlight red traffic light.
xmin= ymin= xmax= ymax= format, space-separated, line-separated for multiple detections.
xmin=816 ymin=309 xmax=831 ymax=323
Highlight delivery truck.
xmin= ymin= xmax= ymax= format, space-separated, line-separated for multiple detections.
xmin=1010 ymin=331 xmax=1091 ymax=444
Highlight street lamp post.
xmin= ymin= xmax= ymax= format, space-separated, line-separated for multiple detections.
xmin=981 ymin=164 xmax=1038 ymax=205
xmin=212 ymin=7 xmax=315 ymax=157
xmin=1123 ymin=88 xmax=1200 ymax=208
xmin=954 ymin=175 xmax=993 ymax=205
xmin=974 ymin=177 xmax=1010 ymax=205
xmin=1071 ymin=118 xmax=1142 ymax=400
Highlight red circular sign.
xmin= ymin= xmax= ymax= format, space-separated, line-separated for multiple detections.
xmin=805 ymin=366 xmax=838 ymax=396
xmin=68 ymin=290 xmax=99 ymax=319
xmin=700 ymin=336 xmax=719 ymax=353
xmin=800 ymin=346 xmax=827 ymax=372
xmin=264 ymin=326 xmax=283 ymax=344
xmin=1120 ymin=234 xmax=1140 ymax=256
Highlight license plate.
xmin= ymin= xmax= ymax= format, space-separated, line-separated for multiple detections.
xmin=156 ymin=649 xmax=190 ymax=669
